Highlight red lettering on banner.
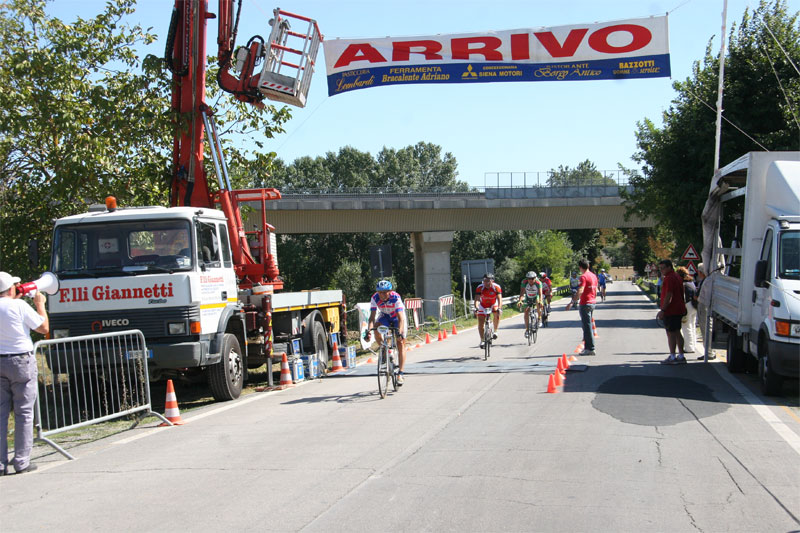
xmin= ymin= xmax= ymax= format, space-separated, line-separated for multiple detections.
xmin=392 ymin=40 xmax=443 ymax=61
xmin=510 ymin=33 xmax=530 ymax=60
xmin=451 ymin=37 xmax=503 ymax=60
xmin=533 ymin=29 xmax=588 ymax=58
xmin=334 ymin=44 xmax=387 ymax=68
xmin=588 ymin=24 xmax=651 ymax=53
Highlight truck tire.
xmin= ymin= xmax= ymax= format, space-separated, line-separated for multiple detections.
xmin=208 ymin=333 xmax=243 ymax=401
xmin=312 ymin=321 xmax=329 ymax=373
xmin=726 ymin=332 xmax=746 ymax=373
xmin=758 ymin=341 xmax=783 ymax=396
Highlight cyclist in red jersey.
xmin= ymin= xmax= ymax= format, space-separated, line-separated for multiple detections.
xmin=474 ymin=273 xmax=502 ymax=348
xmin=540 ymin=271 xmax=553 ymax=307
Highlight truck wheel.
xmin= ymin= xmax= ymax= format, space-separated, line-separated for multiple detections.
xmin=313 ymin=321 xmax=329 ymax=373
xmin=758 ymin=342 xmax=783 ymax=396
xmin=208 ymin=333 xmax=243 ymax=401
xmin=726 ymin=332 xmax=746 ymax=373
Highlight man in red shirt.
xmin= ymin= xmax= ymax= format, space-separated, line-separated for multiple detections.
xmin=657 ymin=259 xmax=688 ymax=364
xmin=565 ymin=259 xmax=597 ymax=355
xmin=474 ymin=274 xmax=502 ymax=349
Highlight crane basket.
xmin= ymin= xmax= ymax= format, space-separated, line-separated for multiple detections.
xmin=257 ymin=8 xmax=323 ymax=108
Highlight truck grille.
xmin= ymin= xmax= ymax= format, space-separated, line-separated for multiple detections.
xmin=50 ymin=306 xmax=200 ymax=339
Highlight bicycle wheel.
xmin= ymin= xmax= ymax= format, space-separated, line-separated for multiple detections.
xmin=484 ymin=321 xmax=491 ymax=360
xmin=531 ymin=310 xmax=539 ymax=344
xmin=377 ymin=345 xmax=389 ymax=399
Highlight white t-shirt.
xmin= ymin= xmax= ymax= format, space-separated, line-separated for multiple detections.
xmin=0 ymin=297 xmax=45 ymax=353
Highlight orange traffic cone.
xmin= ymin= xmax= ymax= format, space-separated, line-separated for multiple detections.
xmin=425 ymin=333 xmax=432 ymax=344
xmin=443 ymin=329 xmax=448 ymax=339
xmin=592 ymin=318 xmax=598 ymax=338
xmin=437 ymin=330 xmax=443 ymax=341
xmin=160 ymin=379 xmax=184 ymax=426
xmin=330 ymin=347 xmax=344 ymax=372
xmin=553 ymin=369 xmax=564 ymax=386
xmin=416 ymin=343 xmax=422 ymax=349
xmin=452 ymin=324 xmax=458 ymax=335
xmin=546 ymin=374 xmax=559 ymax=393
xmin=556 ymin=357 xmax=566 ymax=375
xmin=561 ymin=353 xmax=571 ymax=370
xmin=569 ymin=355 xmax=578 ymax=362
xmin=279 ymin=353 xmax=294 ymax=388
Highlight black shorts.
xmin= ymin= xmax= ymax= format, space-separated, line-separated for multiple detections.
xmin=663 ymin=314 xmax=683 ymax=332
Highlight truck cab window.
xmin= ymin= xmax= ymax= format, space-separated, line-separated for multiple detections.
xmin=218 ymin=223 xmax=232 ymax=268
xmin=197 ymin=221 xmax=221 ymax=267
xmin=759 ymin=229 xmax=773 ymax=278
xmin=779 ymin=231 xmax=799 ymax=280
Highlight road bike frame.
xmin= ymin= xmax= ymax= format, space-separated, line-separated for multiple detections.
xmin=374 ymin=325 xmax=399 ymax=398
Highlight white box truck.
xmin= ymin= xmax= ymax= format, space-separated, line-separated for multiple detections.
xmin=703 ymin=151 xmax=800 ymax=394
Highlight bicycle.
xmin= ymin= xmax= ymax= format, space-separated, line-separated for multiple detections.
xmin=541 ymin=302 xmax=549 ymax=327
xmin=482 ymin=314 xmax=494 ymax=361
xmin=527 ymin=306 xmax=539 ymax=345
xmin=368 ymin=325 xmax=399 ymax=399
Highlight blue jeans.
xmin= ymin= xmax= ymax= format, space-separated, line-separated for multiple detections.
xmin=579 ymin=304 xmax=595 ymax=351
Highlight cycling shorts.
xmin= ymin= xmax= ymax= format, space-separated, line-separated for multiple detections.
xmin=377 ymin=315 xmax=406 ymax=338
xmin=523 ymin=295 xmax=540 ymax=306
xmin=475 ymin=302 xmax=499 ymax=315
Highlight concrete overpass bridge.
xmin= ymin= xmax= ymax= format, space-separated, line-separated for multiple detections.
xmin=243 ymin=181 xmax=653 ymax=313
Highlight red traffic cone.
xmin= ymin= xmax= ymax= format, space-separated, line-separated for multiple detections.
xmin=561 ymin=353 xmax=571 ymax=370
xmin=416 ymin=343 xmax=422 ymax=349
xmin=569 ymin=355 xmax=578 ymax=362
xmin=547 ymin=374 xmax=559 ymax=393
xmin=452 ymin=324 xmax=458 ymax=335
xmin=279 ymin=353 xmax=294 ymax=388
xmin=553 ymin=368 xmax=564 ymax=386
xmin=437 ymin=330 xmax=443 ymax=341
xmin=556 ymin=357 xmax=566 ymax=375
xmin=443 ymin=329 xmax=448 ymax=339
xmin=160 ymin=379 xmax=184 ymax=426
xmin=425 ymin=333 xmax=432 ymax=344
xmin=330 ymin=347 xmax=344 ymax=372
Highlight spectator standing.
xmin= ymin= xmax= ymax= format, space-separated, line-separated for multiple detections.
xmin=657 ymin=260 xmax=687 ymax=364
xmin=0 ymin=271 xmax=49 ymax=475
xmin=677 ymin=266 xmax=698 ymax=354
xmin=565 ymin=259 xmax=597 ymax=355
xmin=694 ymin=263 xmax=715 ymax=360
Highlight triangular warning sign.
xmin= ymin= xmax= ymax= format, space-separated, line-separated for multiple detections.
xmin=681 ymin=244 xmax=699 ymax=260
xmin=686 ymin=261 xmax=697 ymax=276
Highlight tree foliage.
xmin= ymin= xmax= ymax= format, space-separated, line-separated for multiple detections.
xmin=624 ymin=0 xmax=800 ymax=255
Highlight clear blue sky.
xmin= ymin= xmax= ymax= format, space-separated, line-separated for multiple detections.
xmin=47 ymin=0 xmax=761 ymax=187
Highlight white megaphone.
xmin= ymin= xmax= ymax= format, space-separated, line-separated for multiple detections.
xmin=18 ymin=272 xmax=60 ymax=297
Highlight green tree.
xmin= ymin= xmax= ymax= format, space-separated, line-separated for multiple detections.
xmin=547 ymin=160 xmax=617 ymax=187
xmin=623 ymin=0 xmax=800 ymax=248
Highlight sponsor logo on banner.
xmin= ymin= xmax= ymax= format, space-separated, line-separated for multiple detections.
xmin=323 ymin=16 xmax=670 ymax=95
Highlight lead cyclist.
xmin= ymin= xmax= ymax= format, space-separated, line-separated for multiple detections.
xmin=517 ymin=271 xmax=543 ymax=334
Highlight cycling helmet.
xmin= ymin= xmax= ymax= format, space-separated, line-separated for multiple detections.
xmin=601 ymin=268 xmax=606 ymax=272
xmin=483 ymin=273 xmax=494 ymax=280
xmin=376 ymin=279 xmax=393 ymax=291
xmin=540 ymin=271 xmax=547 ymax=277
xmin=526 ymin=271 xmax=537 ymax=278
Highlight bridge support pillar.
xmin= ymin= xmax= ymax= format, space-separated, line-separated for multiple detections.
xmin=411 ymin=231 xmax=454 ymax=320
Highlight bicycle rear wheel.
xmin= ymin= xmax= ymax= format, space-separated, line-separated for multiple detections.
xmin=377 ymin=346 xmax=389 ymax=399
xmin=531 ymin=310 xmax=539 ymax=344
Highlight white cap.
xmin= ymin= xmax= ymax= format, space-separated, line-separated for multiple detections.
xmin=0 ymin=271 xmax=21 ymax=292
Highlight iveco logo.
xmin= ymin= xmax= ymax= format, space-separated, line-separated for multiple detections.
xmin=90 ymin=318 xmax=130 ymax=332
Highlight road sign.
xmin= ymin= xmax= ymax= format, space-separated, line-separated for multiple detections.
xmin=681 ymin=244 xmax=699 ymax=260
xmin=686 ymin=261 xmax=697 ymax=276
xmin=369 ymin=245 xmax=392 ymax=278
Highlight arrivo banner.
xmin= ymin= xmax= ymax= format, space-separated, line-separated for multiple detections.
xmin=323 ymin=16 xmax=670 ymax=96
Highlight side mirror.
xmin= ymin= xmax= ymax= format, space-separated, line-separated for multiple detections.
xmin=28 ymin=239 xmax=39 ymax=270
xmin=753 ymin=259 xmax=768 ymax=288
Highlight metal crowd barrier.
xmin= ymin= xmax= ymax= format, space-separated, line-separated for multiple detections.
xmin=438 ymin=294 xmax=456 ymax=325
xmin=405 ymin=298 xmax=425 ymax=331
xmin=33 ymin=330 xmax=171 ymax=460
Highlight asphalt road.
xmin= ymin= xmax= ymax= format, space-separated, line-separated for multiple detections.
xmin=2 ymin=282 xmax=799 ymax=532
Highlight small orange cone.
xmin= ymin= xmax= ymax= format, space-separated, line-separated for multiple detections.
xmin=569 ymin=355 xmax=578 ymax=362
xmin=160 ymin=379 xmax=184 ymax=426
xmin=592 ymin=318 xmax=598 ymax=338
xmin=330 ymin=347 xmax=344 ymax=372
xmin=546 ymin=374 xmax=559 ymax=393
xmin=443 ymin=329 xmax=448 ymax=339
xmin=279 ymin=353 xmax=294 ymax=388
xmin=452 ymin=324 xmax=458 ymax=335
xmin=425 ymin=333 xmax=432 ymax=344
xmin=556 ymin=357 xmax=566 ymax=375
xmin=437 ymin=330 xmax=443 ymax=341
xmin=561 ymin=353 xmax=571 ymax=370
xmin=416 ymin=343 xmax=422 ymax=349
xmin=553 ymin=369 xmax=564 ymax=386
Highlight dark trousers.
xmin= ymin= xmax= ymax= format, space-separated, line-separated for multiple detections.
xmin=579 ymin=304 xmax=595 ymax=351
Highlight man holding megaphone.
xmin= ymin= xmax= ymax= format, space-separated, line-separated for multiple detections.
xmin=0 ymin=271 xmax=49 ymax=475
